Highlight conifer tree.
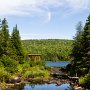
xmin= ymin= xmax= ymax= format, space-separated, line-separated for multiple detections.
xmin=0 ymin=19 xmax=2 ymax=56
xmin=11 ymin=25 xmax=24 ymax=63
xmin=71 ymin=15 xmax=90 ymax=76
xmin=0 ymin=18 xmax=10 ymax=56
xmin=71 ymin=22 xmax=83 ymax=76
xmin=81 ymin=15 xmax=90 ymax=73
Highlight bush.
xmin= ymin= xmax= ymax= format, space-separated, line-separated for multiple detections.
xmin=79 ymin=73 xmax=90 ymax=89
xmin=0 ymin=55 xmax=18 ymax=73
xmin=0 ymin=67 xmax=11 ymax=82
xmin=23 ymin=70 xmax=33 ymax=78
xmin=23 ymin=66 xmax=50 ymax=78
xmin=17 ymin=64 xmax=23 ymax=73
xmin=22 ymin=61 xmax=31 ymax=69
xmin=0 ymin=61 xmax=4 ymax=67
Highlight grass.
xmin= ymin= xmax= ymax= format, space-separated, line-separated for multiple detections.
xmin=23 ymin=65 xmax=50 ymax=78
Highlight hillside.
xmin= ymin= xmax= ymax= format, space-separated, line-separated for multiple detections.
xmin=22 ymin=39 xmax=73 ymax=61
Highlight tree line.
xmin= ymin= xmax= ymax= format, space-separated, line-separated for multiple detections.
xmin=22 ymin=39 xmax=73 ymax=61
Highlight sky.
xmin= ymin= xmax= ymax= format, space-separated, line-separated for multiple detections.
xmin=0 ymin=0 xmax=90 ymax=40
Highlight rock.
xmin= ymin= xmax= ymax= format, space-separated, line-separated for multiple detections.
xmin=43 ymin=78 xmax=49 ymax=83
xmin=74 ymin=86 xmax=84 ymax=90
xmin=10 ymin=77 xmax=21 ymax=84
xmin=56 ymin=81 xmax=61 ymax=86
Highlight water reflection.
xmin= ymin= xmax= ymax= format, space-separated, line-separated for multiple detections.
xmin=3 ymin=83 xmax=72 ymax=90
xmin=30 ymin=84 xmax=35 ymax=89
xmin=23 ymin=83 xmax=72 ymax=90
xmin=3 ymin=83 xmax=25 ymax=90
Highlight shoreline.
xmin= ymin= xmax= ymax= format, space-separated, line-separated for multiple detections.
xmin=0 ymin=77 xmax=85 ymax=90
xmin=0 ymin=67 xmax=86 ymax=90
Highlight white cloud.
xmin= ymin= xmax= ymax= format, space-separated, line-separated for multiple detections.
xmin=0 ymin=0 xmax=60 ymax=16
xmin=47 ymin=12 xmax=52 ymax=22
xmin=0 ymin=0 xmax=90 ymax=17
xmin=66 ymin=0 xmax=90 ymax=10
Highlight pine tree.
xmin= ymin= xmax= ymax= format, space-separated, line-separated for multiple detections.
xmin=11 ymin=25 xmax=24 ymax=63
xmin=0 ymin=19 xmax=2 ymax=56
xmin=0 ymin=18 xmax=10 ymax=56
xmin=81 ymin=15 xmax=90 ymax=73
xmin=71 ymin=22 xmax=84 ymax=76
xmin=71 ymin=15 xmax=90 ymax=76
xmin=78 ymin=15 xmax=90 ymax=89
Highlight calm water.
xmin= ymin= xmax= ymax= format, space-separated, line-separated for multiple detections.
xmin=23 ymin=83 xmax=72 ymax=90
xmin=46 ymin=61 xmax=70 ymax=67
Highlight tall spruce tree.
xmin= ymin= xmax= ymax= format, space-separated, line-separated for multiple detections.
xmin=0 ymin=19 xmax=2 ymax=56
xmin=78 ymin=15 xmax=90 ymax=89
xmin=71 ymin=15 xmax=90 ymax=76
xmin=71 ymin=22 xmax=83 ymax=76
xmin=0 ymin=18 xmax=10 ymax=56
xmin=11 ymin=25 xmax=24 ymax=63
xmin=81 ymin=15 xmax=90 ymax=73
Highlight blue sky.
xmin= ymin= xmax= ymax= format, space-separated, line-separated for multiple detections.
xmin=0 ymin=0 xmax=90 ymax=40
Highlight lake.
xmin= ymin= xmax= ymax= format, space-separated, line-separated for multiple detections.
xmin=46 ymin=61 xmax=70 ymax=67
xmin=23 ymin=83 xmax=72 ymax=90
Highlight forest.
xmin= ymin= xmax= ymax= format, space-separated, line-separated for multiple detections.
xmin=22 ymin=39 xmax=73 ymax=61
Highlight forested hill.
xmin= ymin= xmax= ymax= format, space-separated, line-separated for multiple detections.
xmin=22 ymin=39 xmax=73 ymax=61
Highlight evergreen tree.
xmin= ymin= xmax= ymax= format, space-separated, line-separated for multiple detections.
xmin=11 ymin=25 xmax=24 ymax=63
xmin=71 ymin=15 xmax=90 ymax=76
xmin=0 ymin=19 xmax=2 ymax=56
xmin=78 ymin=15 xmax=90 ymax=89
xmin=0 ymin=18 xmax=10 ymax=56
xmin=81 ymin=15 xmax=90 ymax=73
xmin=70 ymin=22 xmax=84 ymax=76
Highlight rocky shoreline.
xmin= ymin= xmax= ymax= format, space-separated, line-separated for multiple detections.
xmin=2 ymin=77 xmax=71 ymax=90
xmin=0 ymin=76 xmax=85 ymax=90
xmin=0 ymin=67 xmax=87 ymax=90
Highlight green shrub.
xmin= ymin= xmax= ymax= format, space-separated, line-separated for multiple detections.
xmin=22 ymin=61 xmax=30 ymax=69
xmin=79 ymin=73 xmax=90 ymax=89
xmin=0 ymin=55 xmax=18 ymax=73
xmin=23 ymin=70 xmax=32 ymax=78
xmin=23 ymin=66 xmax=50 ymax=78
xmin=17 ymin=64 xmax=23 ymax=73
xmin=0 ymin=61 xmax=4 ymax=67
xmin=0 ymin=67 xmax=11 ymax=82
